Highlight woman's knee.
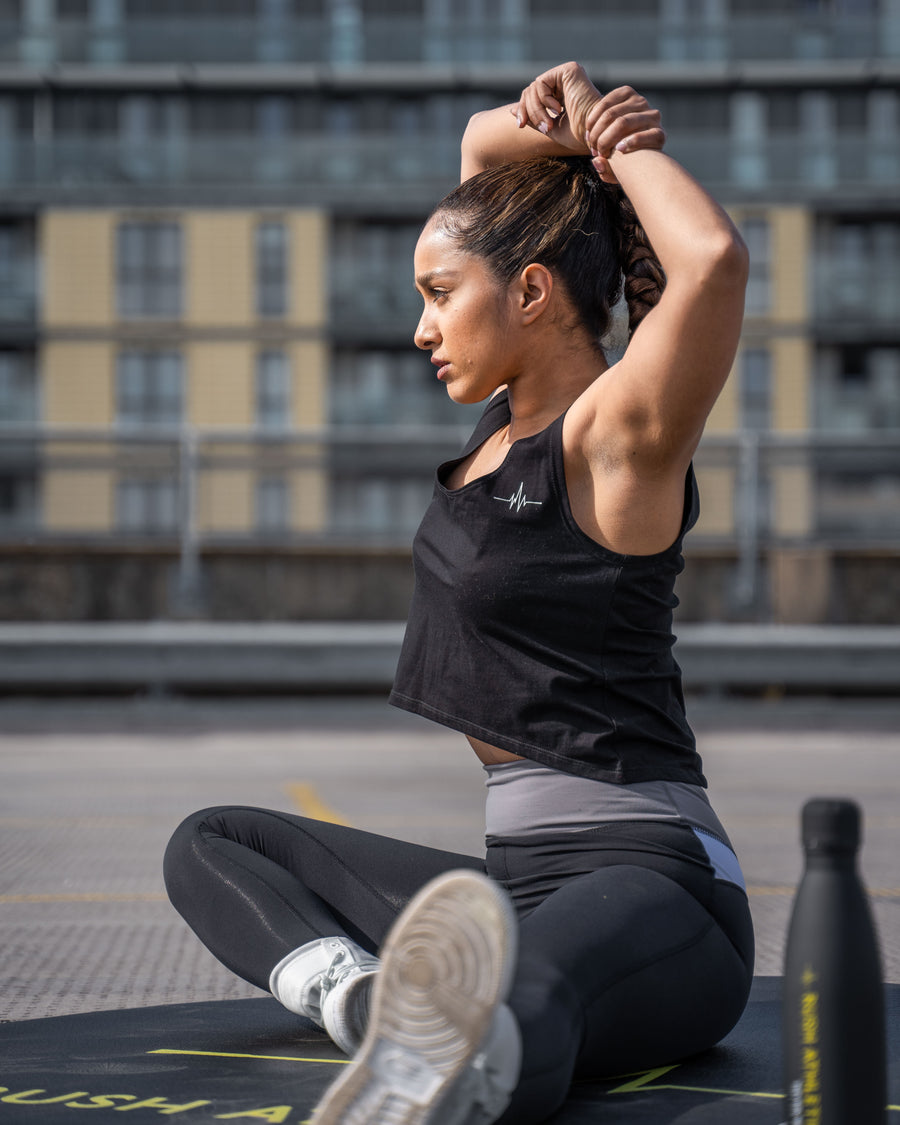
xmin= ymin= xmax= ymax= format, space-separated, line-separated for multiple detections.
xmin=162 ymin=805 xmax=235 ymax=903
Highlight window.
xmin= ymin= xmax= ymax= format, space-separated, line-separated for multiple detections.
xmin=0 ymin=221 xmax=35 ymax=320
xmin=768 ymin=91 xmax=799 ymax=133
xmin=869 ymin=90 xmax=899 ymax=138
xmin=836 ymin=90 xmax=867 ymax=132
xmin=56 ymin=95 xmax=119 ymax=135
xmin=799 ymin=92 xmax=836 ymax=187
xmin=665 ymin=92 xmax=729 ymax=132
xmin=331 ymin=475 xmax=432 ymax=537
xmin=256 ymin=474 xmax=290 ymax=532
xmin=742 ymin=217 xmax=771 ymax=316
xmin=116 ymin=477 xmax=179 ymax=533
xmin=830 ymin=223 xmax=868 ymax=316
xmin=127 ymin=0 xmax=255 ymax=14
xmin=0 ymin=471 xmax=37 ymax=532
xmin=116 ymin=351 xmax=183 ymax=427
xmin=740 ymin=349 xmax=771 ymax=431
xmin=330 ymin=218 xmax=422 ymax=325
xmin=0 ymin=351 xmax=36 ymax=422
xmin=363 ymin=0 xmax=421 ymax=12
xmin=189 ymin=95 xmax=256 ymax=134
xmin=255 ymin=350 xmax=291 ymax=429
xmin=731 ymin=93 xmax=767 ymax=187
xmin=868 ymin=91 xmax=900 ymax=182
xmin=256 ymin=221 xmax=288 ymax=318
xmin=256 ymin=97 xmax=291 ymax=139
xmin=117 ymin=222 xmax=182 ymax=319
xmin=331 ymin=349 xmax=481 ymax=427
xmin=120 ymin=96 xmax=184 ymax=141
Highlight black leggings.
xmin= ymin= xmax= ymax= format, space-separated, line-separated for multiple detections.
xmin=164 ymin=807 xmax=754 ymax=1125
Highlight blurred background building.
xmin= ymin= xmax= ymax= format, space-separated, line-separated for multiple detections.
xmin=0 ymin=0 xmax=898 ymax=625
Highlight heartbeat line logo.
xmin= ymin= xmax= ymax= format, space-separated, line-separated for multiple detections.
xmin=493 ymin=482 xmax=543 ymax=512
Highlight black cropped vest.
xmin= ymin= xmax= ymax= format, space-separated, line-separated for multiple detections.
xmin=389 ymin=390 xmax=706 ymax=786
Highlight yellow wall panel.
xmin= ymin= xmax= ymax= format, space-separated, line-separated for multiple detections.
xmin=290 ymin=340 xmax=327 ymax=428
xmin=198 ymin=470 xmax=252 ymax=532
xmin=186 ymin=212 xmax=253 ymax=327
xmin=705 ymin=359 xmax=739 ymax=433
xmin=773 ymin=464 xmax=814 ymax=537
xmin=693 ymin=466 xmax=735 ymax=535
xmin=42 ymin=212 xmax=114 ymax=327
xmin=289 ymin=210 xmax=327 ymax=328
xmin=290 ymin=463 xmax=328 ymax=532
xmin=772 ymin=337 xmax=811 ymax=432
xmin=43 ymin=470 xmax=113 ymax=531
xmin=772 ymin=207 xmax=810 ymax=324
xmin=43 ymin=343 xmax=114 ymax=427
xmin=188 ymin=342 xmax=254 ymax=427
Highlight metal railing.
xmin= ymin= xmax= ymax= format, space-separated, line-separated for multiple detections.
xmin=2 ymin=133 xmax=896 ymax=200
xmin=3 ymin=426 xmax=900 ymax=604
xmin=3 ymin=14 xmax=899 ymax=67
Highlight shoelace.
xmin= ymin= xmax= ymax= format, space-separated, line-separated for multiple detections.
xmin=319 ymin=947 xmax=354 ymax=997
xmin=319 ymin=947 xmax=377 ymax=1003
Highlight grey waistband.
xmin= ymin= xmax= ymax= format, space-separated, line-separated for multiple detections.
xmin=483 ymin=758 xmax=745 ymax=889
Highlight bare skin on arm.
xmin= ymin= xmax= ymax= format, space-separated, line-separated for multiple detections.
xmin=420 ymin=63 xmax=748 ymax=765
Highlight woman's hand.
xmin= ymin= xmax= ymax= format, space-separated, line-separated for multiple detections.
xmin=513 ymin=62 xmax=665 ymax=183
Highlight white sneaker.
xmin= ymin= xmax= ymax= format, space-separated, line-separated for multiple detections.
xmin=310 ymin=869 xmax=521 ymax=1125
xmin=269 ymin=937 xmax=380 ymax=1055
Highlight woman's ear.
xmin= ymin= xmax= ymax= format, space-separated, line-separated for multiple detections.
xmin=517 ymin=263 xmax=554 ymax=325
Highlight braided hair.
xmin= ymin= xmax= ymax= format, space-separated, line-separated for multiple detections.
xmin=617 ymin=190 xmax=666 ymax=336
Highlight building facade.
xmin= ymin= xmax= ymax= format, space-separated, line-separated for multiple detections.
xmin=1 ymin=0 xmax=898 ymax=620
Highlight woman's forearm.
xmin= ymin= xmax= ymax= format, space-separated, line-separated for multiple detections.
xmin=460 ymin=104 xmax=584 ymax=180
xmin=607 ymin=147 xmax=748 ymax=285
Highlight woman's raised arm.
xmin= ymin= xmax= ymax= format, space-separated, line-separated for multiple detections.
xmin=460 ymin=62 xmax=664 ymax=182
xmin=515 ymin=63 xmax=748 ymax=472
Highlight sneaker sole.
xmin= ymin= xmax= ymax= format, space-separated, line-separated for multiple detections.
xmin=311 ymin=870 xmax=516 ymax=1125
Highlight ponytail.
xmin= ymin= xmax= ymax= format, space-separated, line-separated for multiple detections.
xmin=617 ymin=191 xmax=666 ymax=337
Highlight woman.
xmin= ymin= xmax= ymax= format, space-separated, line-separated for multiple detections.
xmin=164 ymin=63 xmax=754 ymax=1125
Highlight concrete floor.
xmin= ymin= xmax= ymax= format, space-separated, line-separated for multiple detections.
xmin=2 ymin=692 xmax=899 ymax=1023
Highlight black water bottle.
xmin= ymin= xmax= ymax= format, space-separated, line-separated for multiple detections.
xmin=782 ymin=798 xmax=886 ymax=1124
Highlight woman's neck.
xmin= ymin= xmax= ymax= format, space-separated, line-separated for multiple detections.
xmin=504 ymin=345 xmax=608 ymax=441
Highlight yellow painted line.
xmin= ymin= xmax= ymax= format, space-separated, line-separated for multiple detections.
xmin=607 ymin=1067 xmax=782 ymax=1102
xmin=284 ymin=782 xmax=351 ymax=826
xmin=150 ymin=1049 xmax=350 ymax=1065
xmin=606 ymin=1066 xmax=679 ymax=1092
xmin=609 ymin=1075 xmax=900 ymax=1112
xmin=148 ymin=1056 xmax=900 ymax=1114
xmin=606 ymin=1065 xmax=900 ymax=1110
xmin=650 ymin=1083 xmax=782 ymax=1099
xmin=0 ymin=892 xmax=167 ymax=904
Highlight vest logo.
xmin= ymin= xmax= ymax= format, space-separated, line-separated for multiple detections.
xmin=493 ymin=482 xmax=543 ymax=512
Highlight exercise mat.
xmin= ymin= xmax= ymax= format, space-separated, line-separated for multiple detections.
xmin=1 ymin=978 xmax=897 ymax=1123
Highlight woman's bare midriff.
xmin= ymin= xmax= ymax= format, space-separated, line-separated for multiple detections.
xmin=467 ymin=735 xmax=524 ymax=765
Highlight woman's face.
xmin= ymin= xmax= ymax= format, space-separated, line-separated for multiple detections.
xmin=413 ymin=221 xmax=518 ymax=404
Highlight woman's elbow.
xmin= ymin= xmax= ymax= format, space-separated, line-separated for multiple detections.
xmin=684 ymin=230 xmax=748 ymax=297
xmin=460 ymin=111 xmax=493 ymax=181
xmin=712 ymin=229 xmax=750 ymax=287
xmin=461 ymin=110 xmax=488 ymax=153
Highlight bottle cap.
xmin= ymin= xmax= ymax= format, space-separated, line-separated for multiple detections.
xmin=802 ymin=798 xmax=861 ymax=854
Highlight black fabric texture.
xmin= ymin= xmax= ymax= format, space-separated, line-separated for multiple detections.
xmin=164 ymin=807 xmax=754 ymax=1125
xmin=389 ymin=390 xmax=705 ymax=785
